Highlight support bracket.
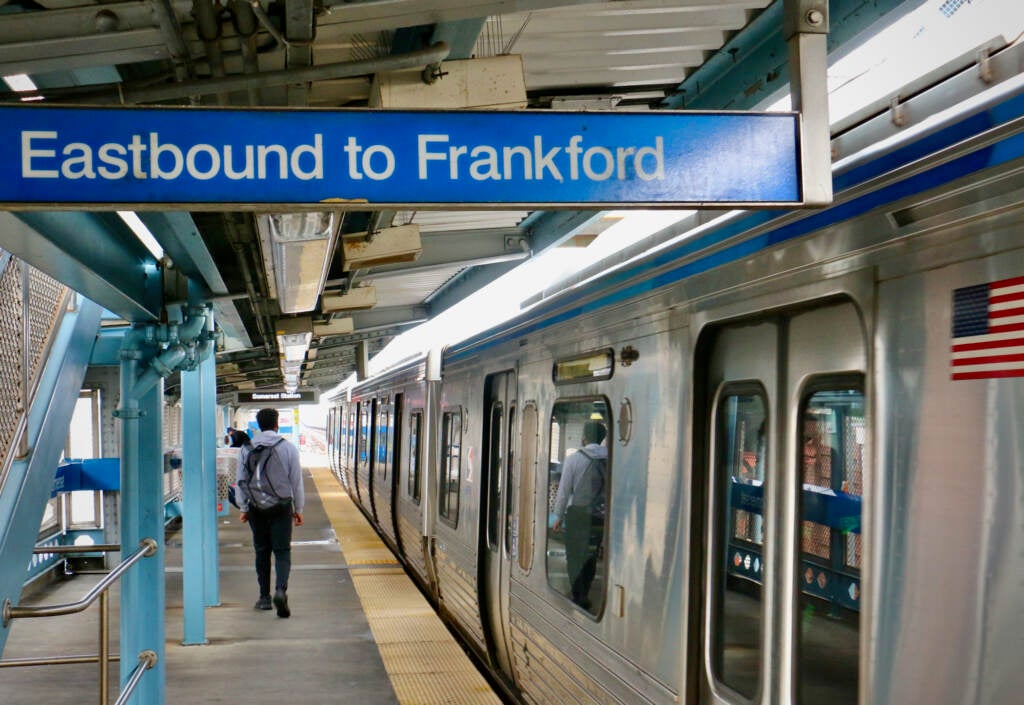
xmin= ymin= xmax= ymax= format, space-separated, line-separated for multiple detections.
xmin=784 ymin=0 xmax=833 ymax=206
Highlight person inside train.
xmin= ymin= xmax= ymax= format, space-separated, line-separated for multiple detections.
xmin=552 ymin=420 xmax=608 ymax=609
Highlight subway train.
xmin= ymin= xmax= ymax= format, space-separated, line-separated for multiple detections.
xmin=325 ymin=43 xmax=1024 ymax=705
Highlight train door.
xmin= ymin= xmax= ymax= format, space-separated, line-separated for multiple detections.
xmin=390 ymin=393 xmax=404 ymax=554
xmin=356 ymin=399 xmax=376 ymax=514
xmin=695 ymin=300 xmax=866 ymax=705
xmin=479 ymin=370 xmax=517 ymax=681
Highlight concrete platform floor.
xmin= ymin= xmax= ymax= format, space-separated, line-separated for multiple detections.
xmin=1 ymin=467 xmax=401 ymax=705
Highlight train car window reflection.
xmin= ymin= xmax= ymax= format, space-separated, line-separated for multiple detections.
xmin=358 ymin=404 xmax=371 ymax=467
xmin=408 ymin=411 xmax=422 ymax=503
xmin=487 ymin=401 xmax=504 ymax=550
xmin=797 ymin=386 xmax=864 ymax=705
xmin=546 ymin=398 xmax=611 ymax=615
xmin=439 ymin=409 xmax=462 ymax=526
xmin=517 ymin=403 xmax=539 ymax=572
xmin=505 ymin=405 xmax=516 ymax=555
xmin=376 ymin=406 xmax=390 ymax=481
xmin=712 ymin=390 xmax=767 ymax=700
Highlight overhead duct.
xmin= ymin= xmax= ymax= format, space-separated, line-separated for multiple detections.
xmin=258 ymin=212 xmax=340 ymax=314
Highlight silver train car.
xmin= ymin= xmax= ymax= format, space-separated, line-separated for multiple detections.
xmin=326 ymin=42 xmax=1024 ymax=705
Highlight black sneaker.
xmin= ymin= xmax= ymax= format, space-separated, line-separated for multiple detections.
xmin=254 ymin=596 xmax=272 ymax=610
xmin=273 ymin=589 xmax=290 ymax=618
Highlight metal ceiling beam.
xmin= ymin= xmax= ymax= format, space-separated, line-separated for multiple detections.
xmin=316 ymin=1 xmax=608 ymax=35
xmin=139 ymin=213 xmax=228 ymax=296
xmin=360 ymin=228 xmax=529 ymax=279
xmin=0 ymin=212 xmax=163 ymax=321
xmin=349 ymin=305 xmax=429 ymax=332
xmin=430 ymin=18 xmax=487 ymax=59
xmin=662 ymin=0 xmax=928 ymax=110
xmin=47 ymin=43 xmax=451 ymax=104
xmin=426 ymin=209 xmax=596 ymax=315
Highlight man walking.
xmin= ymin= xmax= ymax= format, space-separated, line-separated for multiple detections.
xmin=236 ymin=408 xmax=304 ymax=618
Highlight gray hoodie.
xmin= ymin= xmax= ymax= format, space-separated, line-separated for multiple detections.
xmin=235 ymin=430 xmax=305 ymax=513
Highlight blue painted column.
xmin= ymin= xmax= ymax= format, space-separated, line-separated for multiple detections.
xmin=201 ymin=348 xmax=220 ymax=607
xmin=180 ymin=364 xmax=208 ymax=644
xmin=118 ymin=350 xmax=166 ymax=705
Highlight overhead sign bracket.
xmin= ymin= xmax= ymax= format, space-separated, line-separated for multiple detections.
xmin=785 ymin=0 xmax=832 ymax=205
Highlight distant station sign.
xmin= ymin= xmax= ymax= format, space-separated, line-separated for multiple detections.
xmin=236 ymin=390 xmax=319 ymax=404
xmin=0 ymin=106 xmax=801 ymax=208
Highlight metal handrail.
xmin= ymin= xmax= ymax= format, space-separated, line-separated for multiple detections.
xmin=2 ymin=538 xmax=157 ymax=626
xmin=0 ymin=652 xmax=122 ymax=668
xmin=32 ymin=543 xmax=121 ymax=554
xmin=1 ymin=537 xmax=157 ymax=705
xmin=113 ymin=651 xmax=158 ymax=705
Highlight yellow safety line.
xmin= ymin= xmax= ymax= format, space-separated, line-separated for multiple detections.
xmin=310 ymin=466 xmax=503 ymax=705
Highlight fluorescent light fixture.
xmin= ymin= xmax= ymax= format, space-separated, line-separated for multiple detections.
xmin=3 ymin=74 xmax=43 ymax=102
xmin=3 ymin=74 xmax=36 ymax=92
xmin=278 ymin=331 xmax=312 ymax=362
xmin=257 ymin=212 xmax=339 ymax=314
xmin=117 ymin=211 xmax=165 ymax=259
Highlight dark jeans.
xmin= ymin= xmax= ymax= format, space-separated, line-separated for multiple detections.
xmin=564 ymin=506 xmax=599 ymax=606
xmin=248 ymin=502 xmax=293 ymax=597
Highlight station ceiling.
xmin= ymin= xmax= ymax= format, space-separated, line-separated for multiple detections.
xmin=0 ymin=0 xmax=920 ymax=403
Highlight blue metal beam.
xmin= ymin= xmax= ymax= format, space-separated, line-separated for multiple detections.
xmin=180 ymin=345 xmax=220 ymax=645
xmin=139 ymin=212 xmax=228 ymax=297
xmin=0 ymin=297 xmax=102 ymax=655
xmin=662 ymin=0 xmax=928 ymax=110
xmin=1 ymin=211 xmax=162 ymax=321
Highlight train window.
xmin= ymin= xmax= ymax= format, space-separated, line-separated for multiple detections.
xmin=504 ymin=404 xmax=516 ymax=556
xmin=337 ymin=408 xmax=347 ymax=468
xmin=358 ymin=404 xmax=371 ymax=467
xmin=408 ymin=411 xmax=422 ymax=503
xmin=376 ymin=401 xmax=391 ymax=483
xmin=517 ymin=403 xmax=539 ymax=572
xmin=553 ymin=348 xmax=614 ymax=385
xmin=545 ymin=398 xmax=611 ymax=616
xmin=438 ymin=409 xmax=462 ymax=526
xmin=711 ymin=389 xmax=768 ymax=700
xmin=487 ymin=401 xmax=505 ymax=550
xmin=797 ymin=385 xmax=864 ymax=705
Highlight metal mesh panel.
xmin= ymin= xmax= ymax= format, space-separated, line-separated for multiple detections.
xmin=163 ymin=405 xmax=182 ymax=450
xmin=801 ymin=418 xmax=833 ymax=560
xmin=844 ymin=416 xmax=866 ymax=569
xmin=0 ymin=258 xmax=70 ymax=493
xmin=26 ymin=267 xmax=69 ymax=386
xmin=0 ymin=259 xmax=24 ymax=472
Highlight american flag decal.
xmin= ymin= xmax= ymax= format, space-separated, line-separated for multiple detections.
xmin=951 ymin=275 xmax=1024 ymax=380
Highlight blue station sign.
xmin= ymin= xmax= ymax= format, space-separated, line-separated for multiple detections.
xmin=0 ymin=106 xmax=802 ymax=208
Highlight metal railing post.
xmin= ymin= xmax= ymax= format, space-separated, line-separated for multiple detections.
xmin=99 ymin=590 xmax=110 ymax=705
xmin=0 ymin=538 xmax=158 ymax=705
